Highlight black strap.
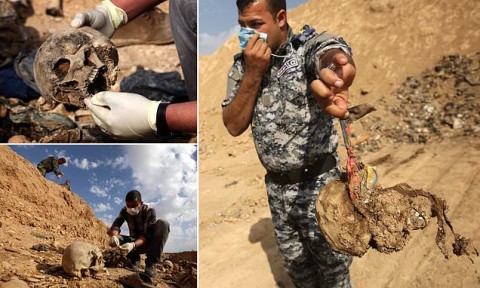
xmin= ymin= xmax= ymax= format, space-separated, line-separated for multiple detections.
xmin=266 ymin=154 xmax=336 ymax=185
xmin=156 ymin=102 xmax=171 ymax=136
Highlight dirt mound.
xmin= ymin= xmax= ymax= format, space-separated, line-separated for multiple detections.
xmin=0 ymin=145 xmax=108 ymax=243
xmin=164 ymin=251 xmax=197 ymax=263
xmin=357 ymin=52 xmax=480 ymax=152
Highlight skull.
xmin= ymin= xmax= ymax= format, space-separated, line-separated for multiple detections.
xmin=61 ymin=241 xmax=105 ymax=278
xmin=33 ymin=27 xmax=118 ymax=107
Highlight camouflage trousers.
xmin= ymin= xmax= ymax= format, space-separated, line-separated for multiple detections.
xmin=36 ymin=164 xmax=47 ymax=177
xmin=265 ymin=167 xmax=353 ymax=288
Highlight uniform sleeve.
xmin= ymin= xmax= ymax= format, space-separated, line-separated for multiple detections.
xmin=51 ymin=158 xmax=61 ymax=175
xmin=143 ymin=208 xmax=157 ymax=239
xmin=110 ymin=208 xmax=126 ymax=233
xmin=304 ymin=32 xmax=353 ymax=80
xmin=221 ymin=59 xmax=244 ymax=108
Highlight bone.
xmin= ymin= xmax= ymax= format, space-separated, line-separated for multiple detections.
xmin=347 ymin=103 xmax=376 ymax=123
xmin=46 ymin=0 xmax=63 ymax=17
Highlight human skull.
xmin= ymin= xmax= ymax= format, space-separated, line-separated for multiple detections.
xmin=163 ymin=260 xmax=174 ymax=271
xmin=62 ymin=241 xmax=105 ymax=278
xmin=34 ymin=27 xmax=118 ymax=107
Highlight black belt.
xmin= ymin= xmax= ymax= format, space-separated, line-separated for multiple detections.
xmin=266 ymin=154 xmax=337 ymax=185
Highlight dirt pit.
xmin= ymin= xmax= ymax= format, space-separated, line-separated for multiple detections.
xmin=316 ymin=166 xmax=479 ymax=262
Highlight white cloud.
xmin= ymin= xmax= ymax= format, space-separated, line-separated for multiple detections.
xmin=106 ymin=178 xmax=127 ymax=188
xmin=114 ymin=197 xmax=123 ymax=205
xmin=93 ymin=202 xmax=113 ymax=213
xmin=124 ymin=145 xmax=198 ymax=251
xmin=72 ymin=158 xmax=102 ymax=170
xmin=164 ymin=221 xmax=197 ymax=252
xmin=106 ymin=156 xmax=128 ymax=169
xmin=89 ymin=177 xmax=127 ymax=199
xmin=90 ymin=185 xmax=108 ymax=198
xmin=99 ymin=214 xmax=115 ymax=226
xmin=199 ymin=26 xmax=237 ymax=55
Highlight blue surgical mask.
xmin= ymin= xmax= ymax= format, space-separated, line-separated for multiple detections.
xmin=238 ymin=27 xmax=268 ymax=50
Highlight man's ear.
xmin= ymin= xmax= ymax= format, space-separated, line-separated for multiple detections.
xmin=276 ymin=9 xmax=287 ymax=30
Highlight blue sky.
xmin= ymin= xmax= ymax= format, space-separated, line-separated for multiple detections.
xmin=199 ymin=0 xmax=309 ymax=55
xmin=10 ymin=144 xmax=197 ymax=253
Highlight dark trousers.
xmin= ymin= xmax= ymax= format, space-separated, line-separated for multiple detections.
xmin=117 ymin=219 xmax=170 ymax=266
xmin=169 ymin=0 xmax=197 ymax=100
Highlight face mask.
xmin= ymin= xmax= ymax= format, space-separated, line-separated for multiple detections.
xmin=126 ymin=206 xmax=141 ymax=216
xmin=238 ymin=27 xmax=268 ymax=50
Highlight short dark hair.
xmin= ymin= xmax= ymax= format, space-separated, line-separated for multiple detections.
xmin=236 ymin=0 xmax=286 ymax=17
xmin=125 ymin=190 xmax=142 ymax=202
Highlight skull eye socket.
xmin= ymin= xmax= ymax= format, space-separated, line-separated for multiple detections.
xmin=53 ymin=58 xmax=71 ymax=80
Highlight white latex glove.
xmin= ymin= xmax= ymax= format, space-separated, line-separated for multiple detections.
xmin=109 ymin=236 xmax=120 ymax=247
xmin=84 ymin=91 xmax=160 ymax=140
xmin=119 ymin=242 xmax=135 ymax=254
xmin=70 ymin=0 xmax=128 ymax=38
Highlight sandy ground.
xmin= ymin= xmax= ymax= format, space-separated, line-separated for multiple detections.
xmin=199 ymin=0 xmax=480 ymax=287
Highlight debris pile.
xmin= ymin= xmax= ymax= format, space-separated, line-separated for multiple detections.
xmin=357 ymin=53 xmax=479 ymax=152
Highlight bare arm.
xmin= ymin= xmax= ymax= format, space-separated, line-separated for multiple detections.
xmin=223 ymin=34 xmax=271 ymax=136
xmin=165 ymin=101 xmax=197 ymax=133
xmin=111 ymin=0 xmax=165 ymax=20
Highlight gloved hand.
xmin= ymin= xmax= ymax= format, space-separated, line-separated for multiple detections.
xmin=119 ymin=242 xmax=135 ymax=254
xmin=109 ymin=235 xmax=120 ymax=247
xmin=70 ymin=0 xmax=128 ymax=38
xmin=84 ymin=91 xmax=160 ymax=140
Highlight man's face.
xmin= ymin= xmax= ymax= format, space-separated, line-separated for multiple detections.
xmin=126 ymin=198 xmax=142 ymax=216
xmin=238 ymin=0 xmax=285 ymax=52
xmin=126 ymin=199 xmax=141 ymax=209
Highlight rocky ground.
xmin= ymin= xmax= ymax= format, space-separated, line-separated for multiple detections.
xmin=0 ymin=146 xmax=197 ymax=287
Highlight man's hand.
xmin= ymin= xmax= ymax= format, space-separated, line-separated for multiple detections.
xmin=84 ymin=92 xmax=160 ymax=140
xmin=244 ymin=33 xmax=271 ymax=77
xmin=109 ymin=236 xmax=120 ymax=247
xmin=55 ymin=171 xmax=64 ymax=179
xmin=222 ymin=34 xmax=270 ymax=136
xmin=311 ymin=49 xmax=356 ymax=119
xmin=119 ymin=242 xmax=135 ymax=254
xmin=70 ymin=0 xmax=128 ymax=38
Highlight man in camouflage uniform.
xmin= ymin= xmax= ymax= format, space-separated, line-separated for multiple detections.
xmin=37 ymin=156 xmax=66 ymax=178
xmin=60 ymin=179 xmax=71 ymax=190
xmin=222 ymin=0 xmax=356 ymax=287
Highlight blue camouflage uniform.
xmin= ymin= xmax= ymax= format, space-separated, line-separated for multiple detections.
xmin=222 ymin=25 xmax=353 ymax=287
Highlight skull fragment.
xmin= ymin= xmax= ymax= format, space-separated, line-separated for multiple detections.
xmin=33 ymin=27 xmax=118 ymax=107
xmin=62 ymin=241 xmax=105 ymax=278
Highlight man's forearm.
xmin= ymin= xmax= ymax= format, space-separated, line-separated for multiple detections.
xmin=223 ymin=73 xmax=262 ymax=136
xmin=165 ymin=101 xmax=197 ymax=133
xmin=111 ymin=0 xmax=165 ymax=20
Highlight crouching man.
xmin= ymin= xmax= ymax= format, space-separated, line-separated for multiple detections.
xmin=108 ymin=190 xmax=170 ymax=277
